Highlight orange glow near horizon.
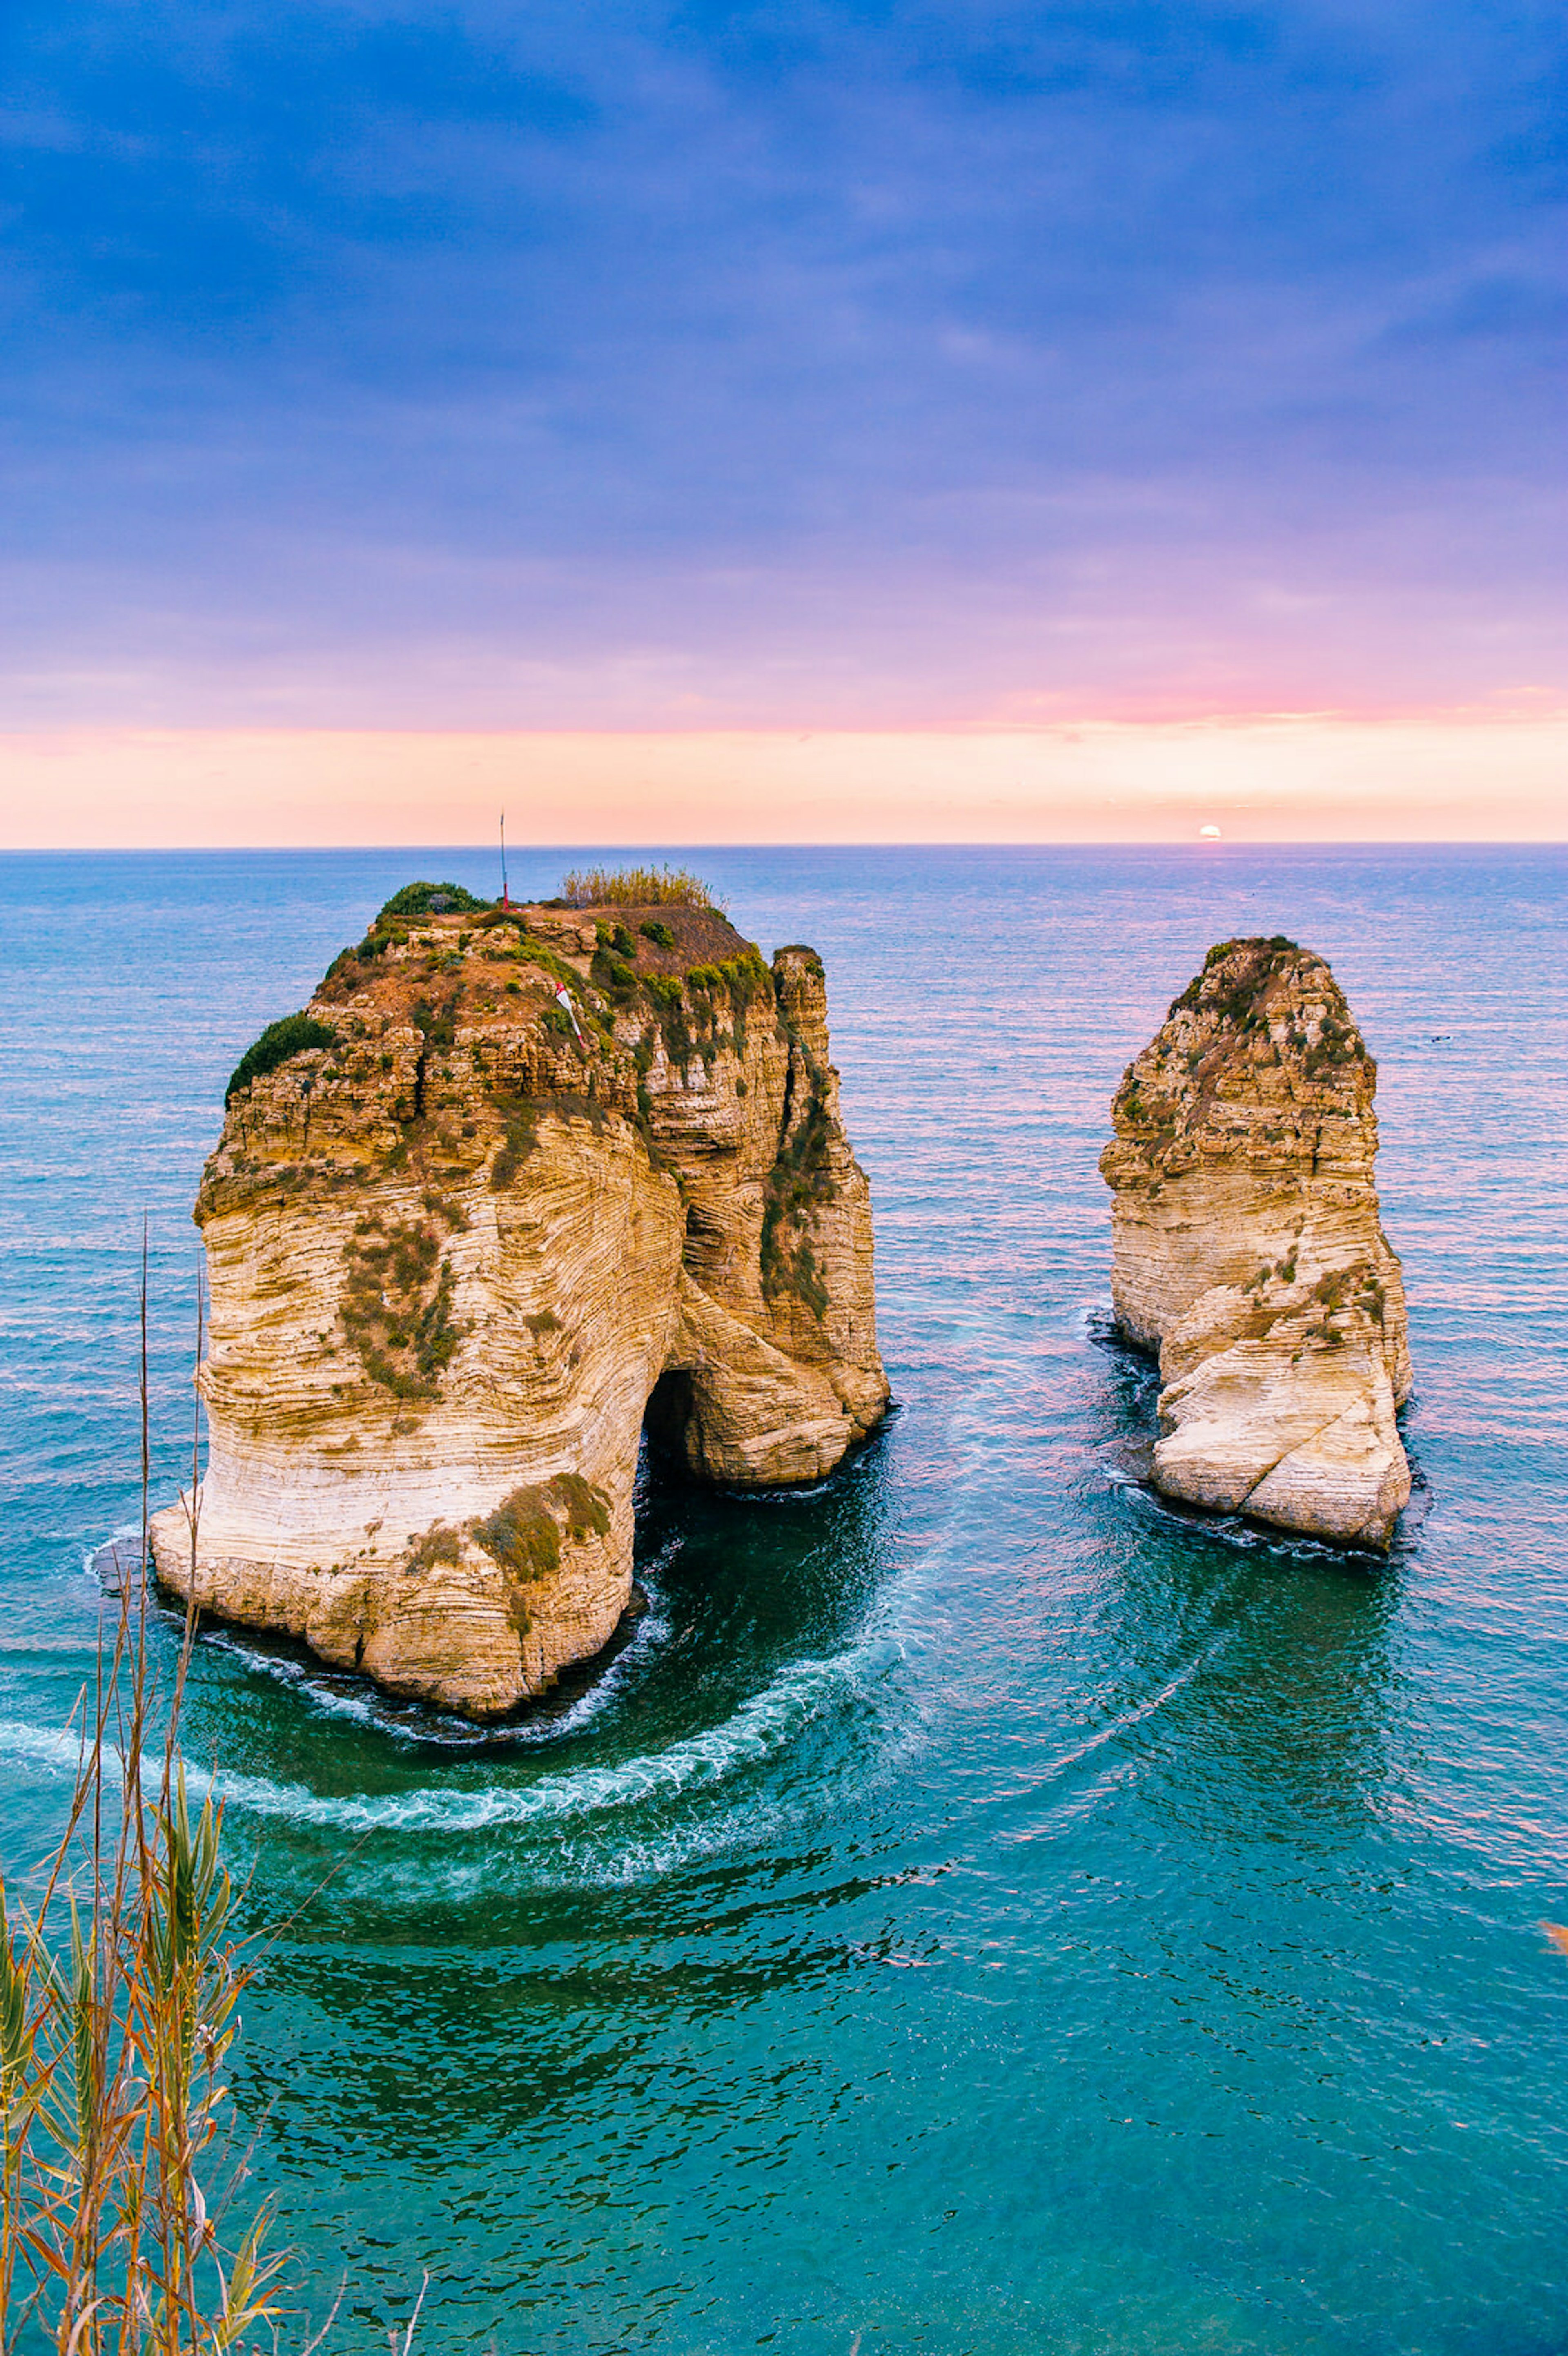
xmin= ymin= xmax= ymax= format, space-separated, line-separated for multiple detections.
xmin=2 ymin=709 xmax=1565 ymax=848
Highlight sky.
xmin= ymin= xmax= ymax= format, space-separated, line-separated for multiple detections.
xmin=2 ymin=0 xmax=1564 ymax=841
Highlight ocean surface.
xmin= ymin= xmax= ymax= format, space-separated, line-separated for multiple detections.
xmin=2 ymin=845 xmax=1566 ymax=2356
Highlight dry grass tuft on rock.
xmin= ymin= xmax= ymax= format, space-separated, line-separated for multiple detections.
xmin=556 ymin=866 xmax=721 ymax=910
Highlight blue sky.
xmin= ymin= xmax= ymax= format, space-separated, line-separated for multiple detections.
xmin=2 ymin=0 xmax=1564 ymax=728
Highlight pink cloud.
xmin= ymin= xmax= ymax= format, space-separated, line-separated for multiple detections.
xmin=4 ymin=709 xmax=1564 ymax=847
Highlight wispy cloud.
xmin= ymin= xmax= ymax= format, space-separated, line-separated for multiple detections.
xmin=1 ymin=0 xmax=1563 ymax=732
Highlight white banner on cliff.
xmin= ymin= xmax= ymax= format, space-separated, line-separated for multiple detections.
xmin=553 ymin=983 xmax=587 ymax=1046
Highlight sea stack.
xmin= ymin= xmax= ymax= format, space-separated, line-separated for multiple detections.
xmin=151 ymin=880 xmax=889 ymax=1717
xmin=1099 ymin=936 xmax=1412 ymax=1548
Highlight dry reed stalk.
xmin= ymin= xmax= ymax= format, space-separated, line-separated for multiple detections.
xmin=0 ymin=1241 xmax=284 ymax=2355
xmin=556 ymin=865 xmax=720 ymax=910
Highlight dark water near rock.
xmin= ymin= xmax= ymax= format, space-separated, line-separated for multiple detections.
xmin=3 ymin=846 xmax=1566 ymax=2355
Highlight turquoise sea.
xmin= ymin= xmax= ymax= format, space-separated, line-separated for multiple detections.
xmin=2 ymin=845 xmax=1566 ymax=2356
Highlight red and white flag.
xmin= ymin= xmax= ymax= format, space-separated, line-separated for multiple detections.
xmin=553 ymin=983 xmax=586 ymax=1045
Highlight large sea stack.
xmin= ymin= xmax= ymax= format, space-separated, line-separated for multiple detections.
xmin=151 ymin=880 xmax=889 ymax=1716
xmin=1100 ymin=936 xmax=1412 ymax=1547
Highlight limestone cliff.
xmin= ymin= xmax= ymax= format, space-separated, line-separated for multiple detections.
xmin=1099 ymin=936 xmax=1412 ymax=1548
xmin=150 ymin=883 xmax=888 ymax=1717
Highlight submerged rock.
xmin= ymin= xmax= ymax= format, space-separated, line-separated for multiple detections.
xmin=151 ymin=885 xmax=888 ymax=1717
xmin=1099 ymin=936 xmax=1412 ymax=1548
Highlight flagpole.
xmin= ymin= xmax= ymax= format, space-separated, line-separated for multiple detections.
xmin=500 ymin=810 xmax=510 ymax=908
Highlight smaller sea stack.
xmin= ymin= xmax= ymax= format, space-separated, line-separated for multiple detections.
xmin=1100 ymin=937 xmax=1412 ymax=1548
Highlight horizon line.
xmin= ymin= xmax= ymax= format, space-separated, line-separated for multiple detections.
xmin=8 ymin=836 xmax=1567 ymax=853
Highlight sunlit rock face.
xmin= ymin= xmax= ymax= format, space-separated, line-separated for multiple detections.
xmin=1100 ymin=936 xmax=1412 ymax=1549
xmin=150 ymin=892 xmax=888 ymax=1718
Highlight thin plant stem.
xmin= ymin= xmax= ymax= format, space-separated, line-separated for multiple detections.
xmin=0 ymin=1236 xmax=287 ymax=2356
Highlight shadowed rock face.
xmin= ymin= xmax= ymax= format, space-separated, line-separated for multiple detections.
xmin=1099 ymin=936 xmax=1412 ymax=1549
xmin=150 ymin=894 xmax=888 ymax=1718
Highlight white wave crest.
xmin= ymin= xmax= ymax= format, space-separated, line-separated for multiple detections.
xmin=0 ymin=1627 xmax=897 ymax=1839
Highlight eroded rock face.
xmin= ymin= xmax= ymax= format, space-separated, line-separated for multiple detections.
xmin=1099 ymin=936 xmax=1412 ymax=1548
xmin=150 ymin=892 xmax=888 ymax=1717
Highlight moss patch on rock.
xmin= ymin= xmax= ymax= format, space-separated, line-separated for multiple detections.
xmin=760 ymin=1063 xmax=836 ymax=1320
xmin=471 ymin=1475 xmax=613 ymax=1629
xmin=340 ymin=1215 xmax=466 ymax=1400
xmin=404 ymin=1520 xmax=463 ymax=1571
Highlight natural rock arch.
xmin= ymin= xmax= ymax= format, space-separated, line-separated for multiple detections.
xmin=151 ymin=887 xmax=889 ymax=1717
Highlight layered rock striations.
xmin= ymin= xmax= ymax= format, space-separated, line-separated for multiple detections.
xmin=1100 ymin=937 xmax=1412 ymax=1548
xmin=150 ymin=884 xmax=888 ymax=1716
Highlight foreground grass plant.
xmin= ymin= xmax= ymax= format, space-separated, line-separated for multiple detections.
xmin=0 ymin=1250 xmax=284 ymax=2356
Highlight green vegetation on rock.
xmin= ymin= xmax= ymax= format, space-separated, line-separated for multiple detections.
xmin=761 ymin=1070 xmax=836 ymax=1320
xmin=491 ymin=1098 xmax=541 ymax=1189
xmin=471 ymin=1474 xmax=613 ymax=1627
xmin=1169 ymin=935 xmax=1303 ymax=1023
xmin=405 ymin=1521 xmax=463 ymax=1571
xmin=376 ymin=880 xmax=490 ymax=921
xmin=225 ymin=1011 xmax=336 ymax=1105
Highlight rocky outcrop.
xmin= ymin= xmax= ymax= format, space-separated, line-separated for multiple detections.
xmin=1100 ymin=936 xmax=1412 ymax=1548
xmin=150 ymin=885 xmax=888 ymax=1717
